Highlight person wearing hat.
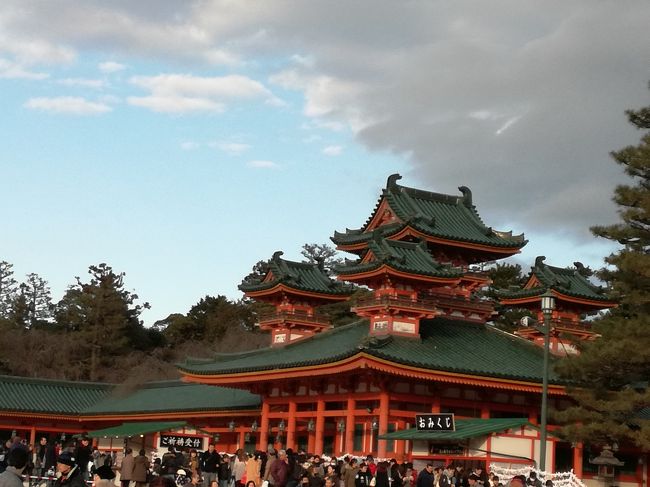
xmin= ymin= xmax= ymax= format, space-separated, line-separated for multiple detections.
xmin=54 ymin=451 xmax=85 ymax=487
xmin=94 ymin=465 xmax=117 ymax=487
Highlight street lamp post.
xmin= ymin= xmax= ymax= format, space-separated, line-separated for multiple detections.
xmin=539 ymin=290 xmax=555 ymax=472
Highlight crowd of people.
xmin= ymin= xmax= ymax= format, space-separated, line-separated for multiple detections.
xmin=0 ymin=435 xmax=550 ymax=487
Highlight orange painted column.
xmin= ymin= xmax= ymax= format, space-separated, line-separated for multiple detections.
xmin=573 ymin=442 xmax=583 ymax=478
xmin=431 ymin=397 xmax=441 ymax=413
xmin=29 ymin=426 xmax=36 ymax=448
xmin=345 ymin=398 xmax=355 ymax=454
xmin=259 ymin=401 xmax=270 ymax=451
xmin=287 ymin=401 xmax=297 ymax=450
xmin=377 ymin=391 xmax=389 ymax=458
xmin=238 ymin=429 xmax=245 ymax=449
xmin=395 ymin=420 xmax=406 ymax=458
xmin=481 ymin=407 xmax=490 ymax=419
xmin=315 ymin=399 xmax=325 ymax=455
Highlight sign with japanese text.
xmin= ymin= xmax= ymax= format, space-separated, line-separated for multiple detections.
xmin=160 ymin=435 xmax=204 ymax=449
xmin=415 ymin=413 xmax=455 ymax=431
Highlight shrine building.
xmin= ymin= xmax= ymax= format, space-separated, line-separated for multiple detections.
xmin=0 ymin=174 xmax=645 ymax=487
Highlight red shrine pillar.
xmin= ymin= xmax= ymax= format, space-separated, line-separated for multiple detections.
xmin=573 ymin=442 xmax=583 ymax=478
xmin=345 ymin=398 xmax=355 ymax=454
xmin=377 ymin=391 xmax=389 ymax=458
xmin=315 ymin=399 xmax=325 ymax=455
xmin=431 ymin=397 xmax=441 ymax=413
xmin=260 ymin=402 xmax=270 ymax=450
xmin=287 ymin=401 xmax=297 ymax=449
xmin=395 ymin=419 xmax=406 ymax=458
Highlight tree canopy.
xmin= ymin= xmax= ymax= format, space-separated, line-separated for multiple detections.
xmin=554 ymin=92 xmax=650 ymax=450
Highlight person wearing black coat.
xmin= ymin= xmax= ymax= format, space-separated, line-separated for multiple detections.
xmin=416 ymin=464 xmax=435 ymax=487
xmin=54 ymin=452 xmax=86 ymax=487
xmin=201 ymin=445 xmax=221 ymax=487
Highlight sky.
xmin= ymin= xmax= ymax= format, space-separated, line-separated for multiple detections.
xmin=2 ymin=0 xmax=649 ymax=325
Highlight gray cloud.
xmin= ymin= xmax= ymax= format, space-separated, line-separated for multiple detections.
xmin=4 ymin=0 xmax=649 ymax=245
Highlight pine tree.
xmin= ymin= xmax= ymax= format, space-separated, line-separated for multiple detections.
xmin=554 ymin=92 xmax=650 ymax=449
xmin=55 ymin=263 xmax=150 ymax=381
xmin=20 ymin=273 xmax=53 ymax=328
xmin=0 ymin=261 xmax=18 ymax=319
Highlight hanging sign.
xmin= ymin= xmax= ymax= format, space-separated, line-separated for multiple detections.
xmin=415 ymin=413 xmax=455 ymax=431
xmin=160 ymin=434 xmax=203 ymax=449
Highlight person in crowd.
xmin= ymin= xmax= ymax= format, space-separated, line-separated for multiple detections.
xmin=389 ymin=462 xmax=402 ymax=487
xmin=119 ymin=448 xmax=134 ymax=487
xmin=217 ymin=454 xmax=231 ymax=487
xmin=270 ymin=451 xmax=289 ymax=487
xmin=232 ymin=450 xmax=247 ymax=487
xmin=435 ymin=467 xmax=449 ymax=487
xmin=263 ymin=447 xmax=277 ymax=486
xmin=0 ymin=447 xmax=29 ymax=487
xmin=35 ymin=437 xmax=57 ymax=480
xmin=416 ymin=464 xmax=434 ymax=487
xmin=468 ymin=474 xmax=481 ymax=487
xmin=324 ymin=465 xmax=338 ymax=486
xmin=474 ymin=468 xmax=488 ymax=487
xmin=509 ymin=476 xmax=526 ymax=487
xmin=188 ymin=471 xmax=202 ymax=487
xmin=201 ymin=444 xmax=221 ymax=487
xmin=490 ymin=476 xmax=502 ymax=487
xmin=132 ymin=449 xmax=150 ymax=487
xmin=246 ymin=453 xmax=262 ymax=487
xmin=245 ymin=481 xmax=257 ymax=487
xmin=526 ymin=473 xmax=541 ymax=487
xmin=544 ymin=481 xmax=552 ymax=487
xmin=54 ymin=451 xmax=85 ymax=487
xmin=161 ymin=448 xmax=176 ymax=478
xmin=307 ymin=464 xmax=324 ymax=487
xmin=364 ymin=458 xmax=376 ymax=478
xmin=401 ymin=463 xmax=414 ymax=487
xmin=94 ymin=465 xmax=117 ymax=487
xmin=343 ymin=459 xmax=358 ymax=487
xmin=188 ymin=450 xmax=200 ymax=475
xmin=74 ymin=438 xmax=92 ymax=482
xmin=354 ymin=464 xmax=371 ymax=487
xmin=310 ymin=457 xmax=324 ymax=479
xmin=373 ymin=462 xmax=389 ymax=487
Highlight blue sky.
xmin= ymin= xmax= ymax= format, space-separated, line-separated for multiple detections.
xmin=1 ymin=1 xmax=648 ymax=324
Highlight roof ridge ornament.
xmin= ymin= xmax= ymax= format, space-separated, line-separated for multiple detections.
xmin=386 ymin=173 xmax=402 ymax=191
xmin=534 ymin=255 xmax=546 ymax=268
xmin=458 ymin=186 xmax=473 ymax=208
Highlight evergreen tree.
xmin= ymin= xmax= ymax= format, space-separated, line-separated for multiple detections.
xmin=554 ymin=93 xmax=650 ymax=449
xmin=300 ymin=243 xmax=344 ymax=275
xmin=20 ymin=273 xmax=53 ymax=328
xmin=55 ymin=263 xmax=150 ymax=381
xmin=484 ymin=262 xmax=533 ymax=332
xmin=0 ymin=261 xmax=17 ymax=319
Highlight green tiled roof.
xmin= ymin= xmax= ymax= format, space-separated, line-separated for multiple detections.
xmin=239 ymin=251 xmax=352 ymax=296
xmin=0 ymin=375 xmax=110 ymax=415
xmin=88 ymin=421 xmax=188 ymax=438
xmin=82 ymin=381 xmax=261 ymax=415
xmin=378 ymin=418 xmax=530 ymax=440
xmin=498 ymin=256 xmax=613 ymax=304
xmin=332 ymin=174 xmax=526 ymax=250
xmin=336 ymin=238 xmax=463 ymax=279
xmin=178 ymin=318 xmax=562 ymax=384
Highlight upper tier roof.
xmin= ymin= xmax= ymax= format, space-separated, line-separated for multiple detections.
xmin=239 ymin=251 xmax=353 ymax=297
xmin=331 ymin=174 xmax=526 ymax=251
xmin=178 ymin=317 xmax=562 ymax=385
xmin=335 ymin=237 xmax=463 ymax=280
xmin=498 ymin=256 xmax=615 ymax=305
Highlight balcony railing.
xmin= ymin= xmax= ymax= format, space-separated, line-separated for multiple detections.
xmin=353 ymin=294 xmax=494 ymax=314
xmin=257 ymin=310 xmax=331 ymax=327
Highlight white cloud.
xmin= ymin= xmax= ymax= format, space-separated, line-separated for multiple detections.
xmin=58 ymin=78 xmax=106 ymax=89
xmin=210 ymin=142 xmax=251 ymax=155
xmin=98 ymin=61 xmax=126 ymax=73
xmin=24 ymin=96 xmax=112 ymax=115
xmin=0 ymin=58 xmax=48 ymax=80
xmin=322 ymin=145 xmax=343 ymax=156
xmin=127 ymin=95 xmax=224 ymax=114
xmin=247 ymin=160 xmax=279 ymax=169
xmin=180 ymin=141 xmax=199 ymax=150
xmin=128 ymin=73 xmax=278 ymax=114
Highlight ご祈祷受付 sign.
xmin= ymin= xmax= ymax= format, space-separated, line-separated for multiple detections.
xmin=415 ymin=413 xmax=455 ymax=431
xmin=160 ymin=434 xmax=203 ymax=449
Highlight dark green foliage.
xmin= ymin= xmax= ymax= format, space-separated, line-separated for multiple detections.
xmin=0 ymin=261 xmax=17 ymax=319
xmin=301 ymin=243 xmax=344 ymax=275
xmin=484 ymin=263 xmax=533 ymax=332
xmin=554 ymin=92 xmax=650 ymax=450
